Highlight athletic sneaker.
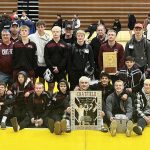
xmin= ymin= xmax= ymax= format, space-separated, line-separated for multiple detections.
xmin=133 ymin=125 xmax=142 ymax=135
xmin=10 ymin=117 xmax=19 ymax=132
xmin=101 ymin=126 xmax=108 ymax=133
xmin=110 ymin=120 xmax=117 ymax=137
xmin=1 ymin=122 xmax=6 ymax=130
xmin=126 ymin=120 xmax=133 ymax=137
xmin=54 ymin=121 xmax=61 ymax=135
xmin=47 ymin=118 xmax=54 ymax=133
xmin=60 ymin=119 xmax=67 ymax=132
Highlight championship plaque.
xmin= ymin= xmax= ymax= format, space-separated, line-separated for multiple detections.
xmin=71 ymin=91 xmax=102 ymax=130
xmin=103 ymin=52 xmax=117 ymax=75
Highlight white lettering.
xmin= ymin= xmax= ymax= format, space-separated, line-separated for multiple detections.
xmin=2 ymin=49 xmax=13 ymax=55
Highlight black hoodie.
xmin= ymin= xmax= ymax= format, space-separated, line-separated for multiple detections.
xmin=27 ymin=91 xmax=51 ymax=119
xmin=50 ymin=79 xmax=70 ymax=115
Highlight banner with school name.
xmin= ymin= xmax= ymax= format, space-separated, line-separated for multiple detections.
xmin=71 ymin=91 xmax=102 ymax=130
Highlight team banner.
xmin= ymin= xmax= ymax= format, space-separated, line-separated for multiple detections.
xmin=103 ymin=52 xmax=117 ymax=75
xmin=71 ymin=91 xmax=102 ymax=130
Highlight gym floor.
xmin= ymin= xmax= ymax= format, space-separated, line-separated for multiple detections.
xmin=0 ymin=127 xmax=149 ymax=150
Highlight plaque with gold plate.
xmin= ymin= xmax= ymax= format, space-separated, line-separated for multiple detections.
xmin=103 ymin=52 xmax=117 ymax=75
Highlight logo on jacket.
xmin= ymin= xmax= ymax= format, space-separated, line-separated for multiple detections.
xmin=59 ymin=43 xmax=65 ymax=48
xmin=28 ymin=45 xmax=33 ymax=48
xmin=2 ymin=49 xmax=13 ymax=55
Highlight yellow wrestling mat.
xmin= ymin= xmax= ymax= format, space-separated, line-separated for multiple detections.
xmin=0 ymin=127 xmax=149 ymax=150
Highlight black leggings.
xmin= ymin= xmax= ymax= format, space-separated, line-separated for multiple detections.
xmin=137 ymin=117 xmax=147 ymax=131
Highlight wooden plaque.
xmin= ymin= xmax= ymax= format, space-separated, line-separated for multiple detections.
xmin=103 ymin=52 xmax=117 ymax=75
xmin=71 ymin=91 xmax=102 ymax=130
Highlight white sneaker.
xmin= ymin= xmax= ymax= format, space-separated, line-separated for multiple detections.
xmin=126 ymin=120 xmax=133 ymax=137
xmin=60 ymin=119 xmax=67 ymax=133
xmin=110 ymin=120 xmax=117 ymax=137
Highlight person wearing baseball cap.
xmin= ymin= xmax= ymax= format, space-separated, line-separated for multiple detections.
xmin=125 ymin=23 xmax=150 ymax=73
xmin=61 ymin=24 xmax=76 ymax=46
xmin=134 ymin=23 xmax=143 ymax=29
xmin=65 ymin=24 xmax=72 ymax=30
xmin=10 ymin=22 xmax=19 ymax=42
xmin=11 ymin=22 xmax=19 ymax=27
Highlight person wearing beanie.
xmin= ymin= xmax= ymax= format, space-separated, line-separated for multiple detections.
xmin=47 ymin=79 xmax=70 ymax=135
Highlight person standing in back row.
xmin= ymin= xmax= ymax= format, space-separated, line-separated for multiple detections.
xmin=0 ymin=29 xmax=14 ymax=88
xmin=29 ymin=20 xmax=51 ymax=89
xmin=90 ymin=24 xmax=107 ymax=79
xmin=98 ymin=29 xmax=124 ymax=84
xmin=44 ymin=26 xmax=68 ymax=94
xmin=12 ymin=25 xmax=37 ymax=82
xmin=125 ymin=23 xmax=150 ymax=73
xmin=68 ymin=30 xmax=94 ymax=90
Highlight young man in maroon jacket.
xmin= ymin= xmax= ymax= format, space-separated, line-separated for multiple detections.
xmin=12 ymin=25 xmax=37 ymax=82
xmin=98 ymin=29 xmax=125 ymax=84
xmin=0 ymin=29 xmax=14 ymax=87
xmin=44 ymin=26 xmax=68 ymax=94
